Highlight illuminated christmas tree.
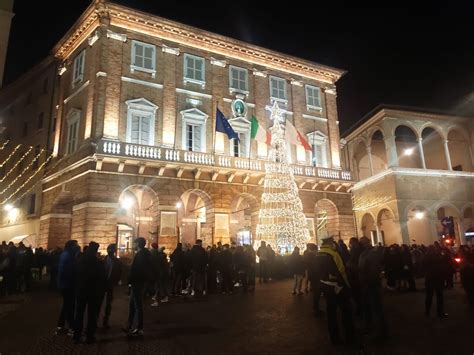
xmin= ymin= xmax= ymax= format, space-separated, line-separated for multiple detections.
xmin=255 ymin=102 xmax=310 ymax=253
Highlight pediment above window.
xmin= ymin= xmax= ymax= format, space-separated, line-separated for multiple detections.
xmin=307 ymin=130 xmax=327 ymax=143
xmin=125 ymin=98 xmax=159 ymax=112
xmin=180 ymin=108 xmax=208 ymax=121
xmin=229 ymin=116 xmax=250 ymax=131
xmin=67 ymin=108 xmax=81 ymax=122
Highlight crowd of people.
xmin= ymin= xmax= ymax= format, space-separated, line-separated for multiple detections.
xmin=1 ymin=235 xmax=474 ymax=348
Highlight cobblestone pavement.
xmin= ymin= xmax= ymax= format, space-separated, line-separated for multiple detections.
xmin=0 ymin=279 xmax=473 ymax=355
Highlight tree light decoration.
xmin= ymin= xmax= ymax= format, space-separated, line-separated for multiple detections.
xmin=255 ymin=102 xmax=310 ymax=253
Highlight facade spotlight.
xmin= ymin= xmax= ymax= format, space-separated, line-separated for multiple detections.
xmin=176 ymin=202 xmax=182 ymax=208
xmin=120 ymin=197 xmax=134 ymax=210
xmin=404 ymin=148 xmax=414 ymax=156
xmin=415 ymin=211 xmax=424 ymax=219
xmin=3 ymin=204 xmax=13 ymax=212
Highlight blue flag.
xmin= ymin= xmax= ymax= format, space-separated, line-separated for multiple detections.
xmin=216 ymin=108 xmax=239 ymax=141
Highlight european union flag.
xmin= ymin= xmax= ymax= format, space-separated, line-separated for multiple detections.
xmin=216 ymin=108 xmax=239 ymax=141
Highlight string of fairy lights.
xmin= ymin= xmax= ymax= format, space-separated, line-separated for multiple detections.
xmin=0 ymin=141 xmax=54 ymax=209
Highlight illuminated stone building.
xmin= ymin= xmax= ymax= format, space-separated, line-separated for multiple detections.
xmin=0 ymin=0 xmax=354 ymax=251
xmin=342 ymin=105 xmax=474 ymax=246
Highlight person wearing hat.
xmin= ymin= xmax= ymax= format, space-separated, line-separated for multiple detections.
xmin=102 ymin=243 xmax=122 ymax=329
xmin=314 ymin=233 xmax=355 ymax=347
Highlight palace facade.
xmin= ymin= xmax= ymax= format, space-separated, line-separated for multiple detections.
xmin=0 ymin=0 xmax=354 ymax=251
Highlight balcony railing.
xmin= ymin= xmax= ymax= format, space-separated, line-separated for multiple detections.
xmin=99 ymin=139 xmax=352 ymax=181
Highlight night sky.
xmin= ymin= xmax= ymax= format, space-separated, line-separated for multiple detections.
xmin=4 ymin=1 xmax=474 ymax=134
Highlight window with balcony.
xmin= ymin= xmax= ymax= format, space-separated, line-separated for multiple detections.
xmin=66 ymin=109 xmax=81 ymax=154
xmin=228 ymin=118 xmax=250 ymax=158
xmin=305 ymin=85 xmax=322 ymax=110
xmin=181 ymin=108 xmax=208 ymax=152
xmin=131 ymin=40 xmax=156 ymax=77
xmin=229 ymin=66 xmax=248 ymax=94
xmin=269 ymin=76 xmax=287 ymax=102
xmin=184 ymin=54 xmax=205 ymax=86
xmin=125 ymin=98 xmax=158 ymax=146
xmin=307 ymin=131 xmax=329 ymax=167
xmin=72 ymin=50 xmax=85 ymax=87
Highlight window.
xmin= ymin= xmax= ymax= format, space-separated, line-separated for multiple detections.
xmin=307 ymin=131 xmax=329 ymax=167
xmin=229 ymin=66 xmax=248 ymax=93
xmin=181 ymin=108 xmax=208 ymax=152
xmin=184 ymin=54 xmax=205 ymax=86
xmin=28 ymin=194 xmax=36 ymax=215
xmin=305 ymin=85 xmax=322 ymax=110
xmin=232 ymin=131 xmax=249 ymax=157
xmin=131 ymin=40 xmax=156 ymax=76
xmin=72 ymin=50 xmax=85 ymax=87
xmin=37 ymin=112 xmax=44 ymax=129
xmin=42 ymin=78 xmax=49 ymax=94
xmin=125 ymin=98 xmax=158 ymax=146
xmin=269 ymin=76 xmax=287 ymax=102
xmin=66 ymin=109 xmax=81 ymax=154
xmin=22 ymin=122 xmax=28 ymax=137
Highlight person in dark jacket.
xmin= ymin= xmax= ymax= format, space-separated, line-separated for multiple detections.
xmin=358 ymin=237 xmax=388 ymax=342
xmin=424 ymin=246 xmax=448 ymax=318
xmin=73 ymin=241 xmax=106 ymax=344
xmin=290 ymin=246 xmax=305 ymax=295
xmin=314 ymin=234 xmax=356 ymax=347
xmin=170 ymin=243 xmax=186 ymax=295
xmin=347 ymin=237 xmax=363 ymax=316
xmin=305 ymin=243 xmax=323 ymax=316
xmin=189 ymin=239 xmax=208 ymax=296
xmin=233 ymin=246 xmax=250 ymax=292
xmin=125 ymin=237 xmax=152 ymax=337
xmin=219 ymin=244 xmax=234 ymax=294
xmin=401 ymin=244 xmax=416 ymax=291
xmin=102 ymin=244 xmax=122 ymax=329
xmin=56 ymin=240 xmax=79 ymax=335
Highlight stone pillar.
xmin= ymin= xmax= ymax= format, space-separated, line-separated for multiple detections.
xmin=458 ymin=219 xmax=466 ymax=245
xmin=102 ymin=30 xmax=127 ymax=140
xmin=417 ymin=138 xmax=426 ymax=169
xmin=398 ymin=218 xmax=411 ymax=245
xmin=161 ymin=47 xmax=179 ymax=147
xmin=428 ymin=217 xmax=439 ymax=244
xmin=324 ymin=88 xmax=341 ymax=169
xmin=366 ymin=145 xmax=374 ymax=176
xmin=444 ymin=140 xmax=453 ymax=170
xmin=71 ymin=202 xmax=118 ymax=252
xmin=384 ymin=135 xmax=398 ymax=168
xmin=39 ymin=214 xmax=72 ymax=249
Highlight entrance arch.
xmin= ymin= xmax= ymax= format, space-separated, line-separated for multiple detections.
xmin=435 ymin=204 xmax=462 ymax=246
xmin=395 ymin=125 xmax=422 ymax=168
xmin=360 ymin=213 xmax=376 ymax=243
xmin=406 ymin=205 xmax=432 ymax=245
xmin=178 ymin=189 xmax=214 ymax=246
xmin=370 ymin=130 xmax=388 ymax=175
xmin=377 ymin=208 xmax=397 ymax=245
xmin=422 ymin=127 xmax=447 ymax=170
xmin=448 ymin=129 xmax=472 ymax=171
xmin=229 ymin=193 xmax=259 ymax=246
xmin=314 ymin=199 xmax=338 ymax=244
xmin=352 ymin=140 xmax=371 ymax=180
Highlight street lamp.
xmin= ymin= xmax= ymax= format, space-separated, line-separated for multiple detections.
xmin=3 ymin=204 xmax=13 ymax=212
xmin=415 ymin=211 xmax=424 ymax=219
xmin=404 ymin=147 xmax=415 ymax=156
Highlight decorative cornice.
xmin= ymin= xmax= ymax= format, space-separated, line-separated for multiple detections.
xmin=210 ymin=57 xmax=227 ymax=67
xmin=302 ymin=113 xmax=327 ymax=123
xmin=121 ymin=76 xmax=164 ymax=89
xmin=290 ymin=79 xmax=303 ymax=87
xmin=162 ymin=44 xmax=180 ymax=56
xmin=106 ymin=29 xmax=127 ymax=42
xmin=40 ymin=213 xmax=72 ymax=221
xmin=63 ymin=80 xmax=90 ymax=104
xmin=58 ymin=63 xmax=67 ymax=76
xmin=176 ymin=88 xmax=212 ymax=99
xmin=73 ymin=201 xmax=119 ymax=211
xmin=324 ymin=88 xmax=337 ymax=95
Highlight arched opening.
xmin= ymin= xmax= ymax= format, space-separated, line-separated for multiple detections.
xmin=407 ymin=206 xmax=431 ymax=245
xmin=229 ymin=193 xmax=259 ymax=246
xmin=178 ymin=189 xmax=214 ymax=247
xmin=314 ymin=199 xmax=339 ymax=245
xmin=360 ymin=213 xmax=376 ymax=243
xmin=463 ymin=207 xmax=473 ymax=243
xmin=422 ymin=127 xmax=447 ymax=170
xmin=117 ymin=185 xmax=159 ymax=254
xmin=370 ymin=130 xmax=388 ymax=175
xmin=353 ymin=140 xmax=371 ymax=180
xmin=377 ymin=208 xmax=397 ymax=245
xmin=448 ymin=129 xmax=472 ymax=171
xmin=395 ymin=125 xmax=422 ymax=168
xmin=436 ymin=205 xmax=462 ymax=246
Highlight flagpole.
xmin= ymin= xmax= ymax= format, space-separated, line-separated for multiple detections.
xmin=212 ymin=100 xmax=218 ymax=166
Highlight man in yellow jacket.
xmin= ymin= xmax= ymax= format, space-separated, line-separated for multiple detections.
xmin=314 ymin=233 xmax=355 ymax=347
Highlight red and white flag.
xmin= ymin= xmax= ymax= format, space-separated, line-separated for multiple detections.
xmin=284 ymin=120 xmax=312 ymax=151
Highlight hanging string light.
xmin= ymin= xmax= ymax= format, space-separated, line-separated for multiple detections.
xmin=255 ymin=101 xmax=310 ymax=253
xmin=0 ymin=153 xmax=53 ymax=205
xmin=0 ymin=149 xmax=46 ymax=195
xmin=0 ymin=144 xmax=21 ymax=168
xmin=0 ymin=146 xmax=33 ymax=183
xmin=0 ymin=140 xmax=10 ymax=151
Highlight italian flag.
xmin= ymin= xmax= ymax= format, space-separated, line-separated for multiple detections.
xmin=285 ymin=119 xmax=312 ymax=151
xmin=250 ymin=115 xmax=271 ymax=145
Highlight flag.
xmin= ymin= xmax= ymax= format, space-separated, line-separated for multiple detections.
xmin=285 ymin=120 xmax=311 ymax=151
xmin=250 ymin=115 xmax=271 ymax=145
xmin=216 ymin=108 xmax=239 ymax=141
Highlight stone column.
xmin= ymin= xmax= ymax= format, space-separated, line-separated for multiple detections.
xmin=324 ymin=88 xmax=341 ymax=169
xmin=444 ymin=140 xmax=453 ymax=170
xmin=398 ymin=218 xmax=411 ymax=245
xmin=161 ymin=46 xmax=179 ymax=147
xmin=417 ymin=138 xmax=426 ymax=169
xmin=384 ymin=134 xmax=398 ymax=168
xmin=366 ymin=145 xmax=374 ymax=176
